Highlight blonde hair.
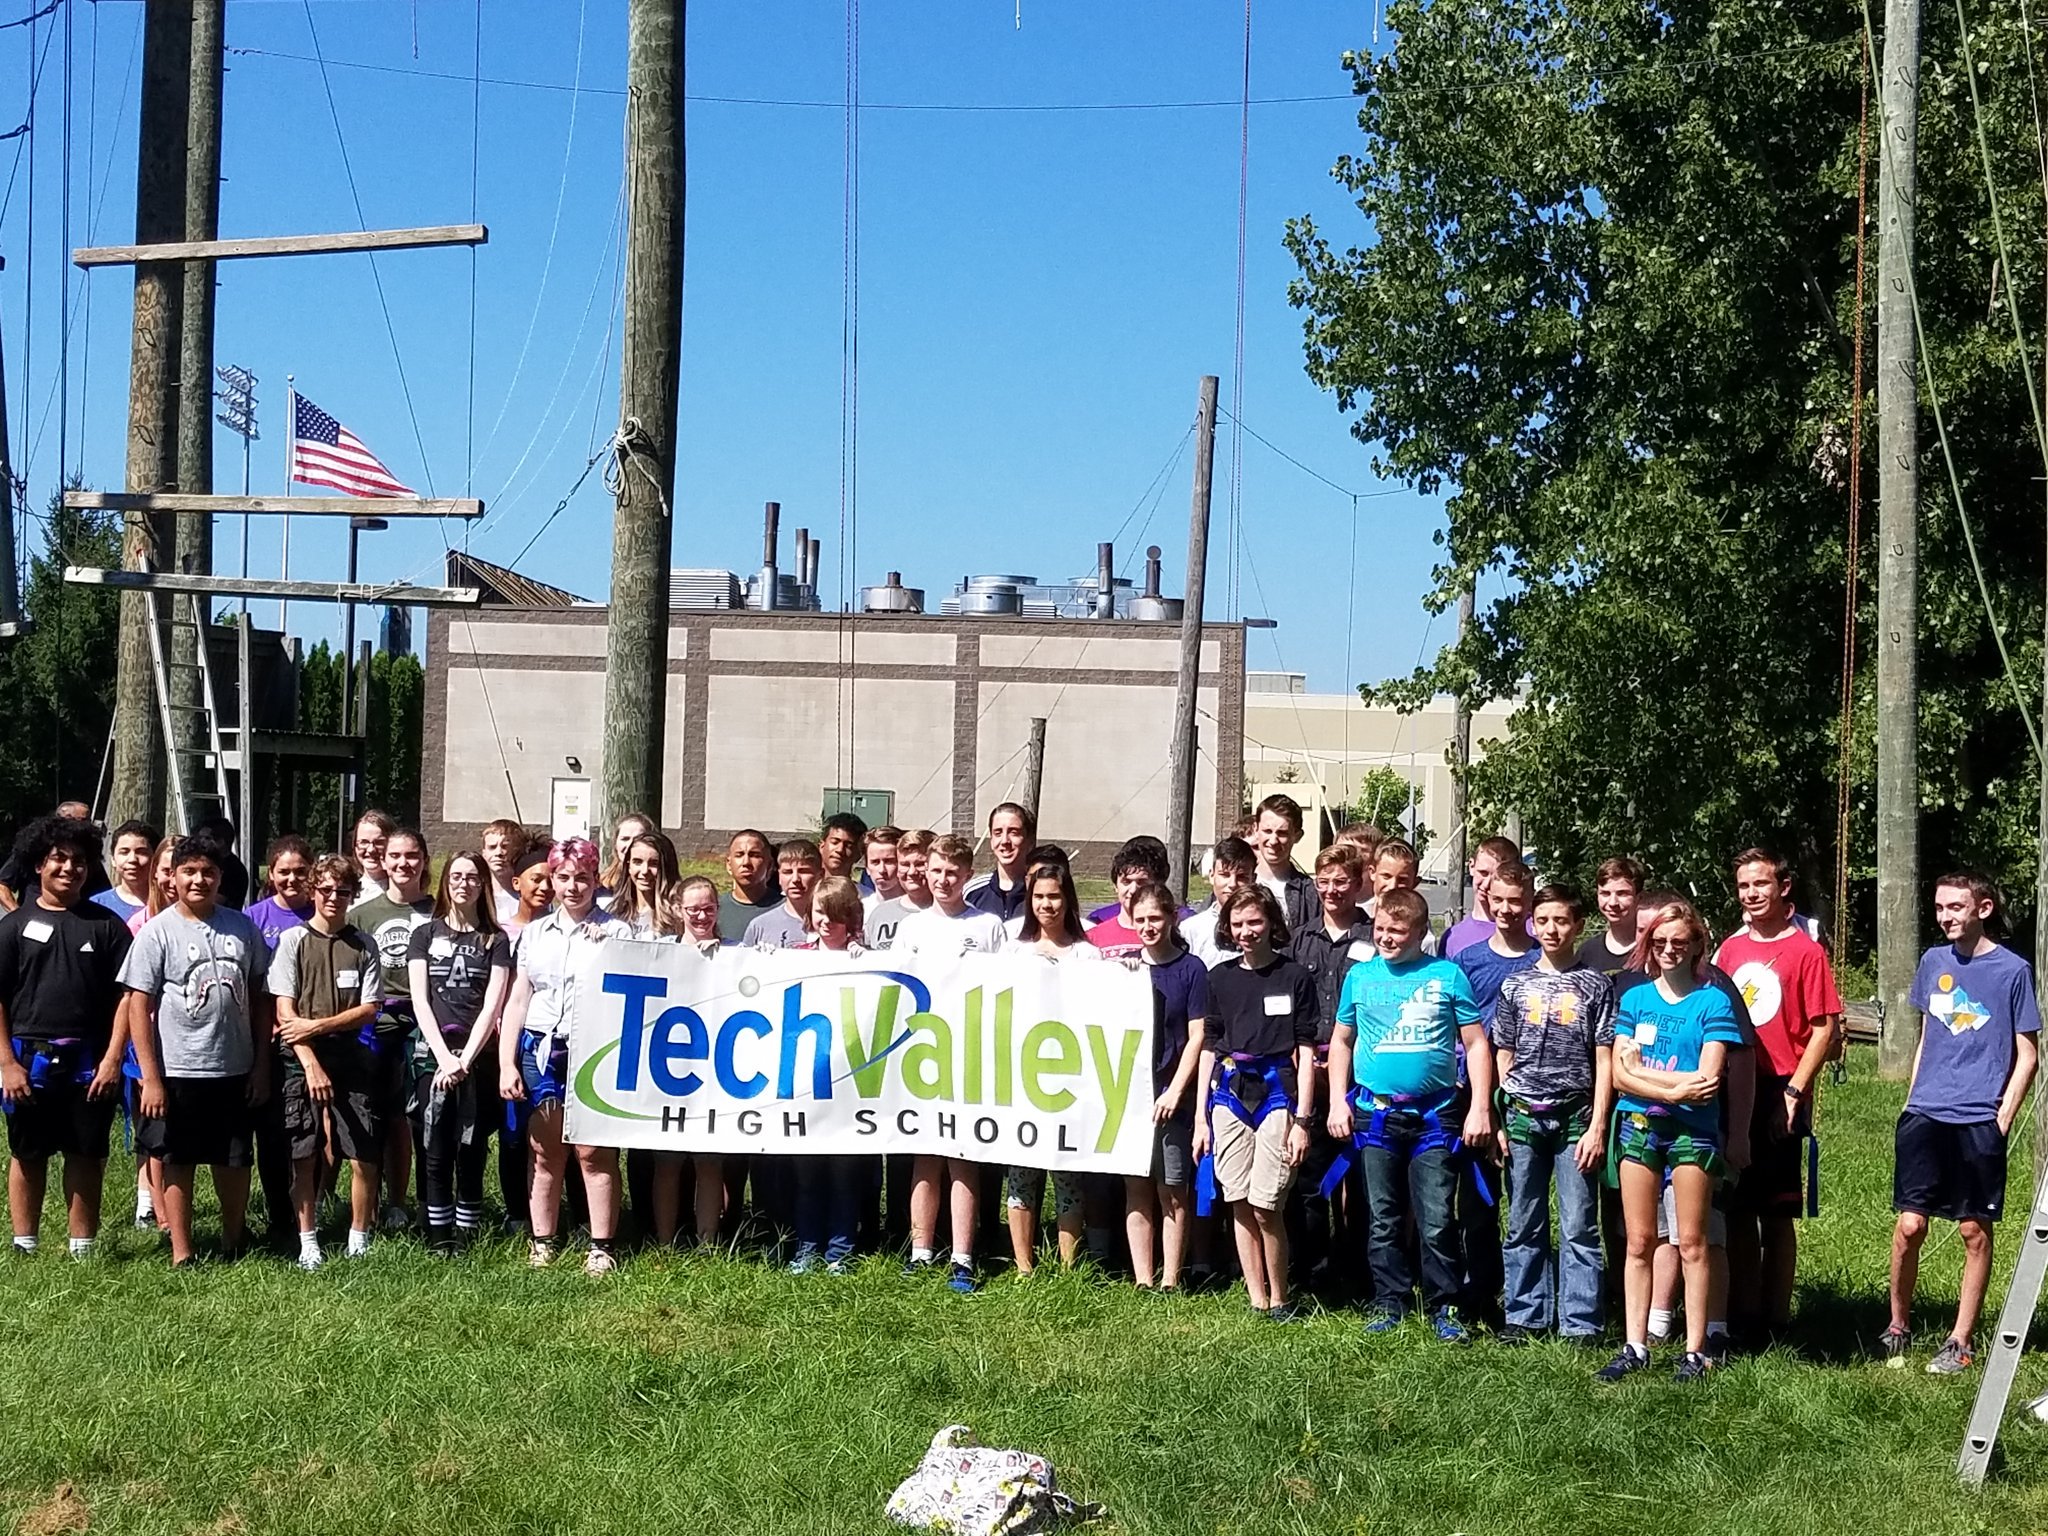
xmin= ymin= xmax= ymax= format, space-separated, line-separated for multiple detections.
xmin=812 ymin=876 xmax=867 ymax=940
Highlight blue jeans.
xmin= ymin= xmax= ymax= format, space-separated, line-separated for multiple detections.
xmin=792 ymin=1154 xmax=864 ymax=1265
xmin=1361 ymin=1127 xmax=1461 ymax=1315
xmin=1503 ymin=1106 xmax=1603 ymax=1335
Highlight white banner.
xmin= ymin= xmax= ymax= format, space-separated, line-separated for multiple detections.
xmin=562 ymin=940 xmax=1157 ymax=1174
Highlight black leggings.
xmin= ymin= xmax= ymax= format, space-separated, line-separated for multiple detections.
xmin=412 ymin=1052 xmax=497 ymax=1228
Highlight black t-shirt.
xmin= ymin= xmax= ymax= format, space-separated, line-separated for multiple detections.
xmin=405 ymin=918 xmax=512 ymax=1043
xmin=1206 ymin=954 xmax=1319 ymax=1060
xmin=1576 ymin=930 xmax=1634 ymax=978
xmin=0 ymin=900 xmax=134 ymax=1048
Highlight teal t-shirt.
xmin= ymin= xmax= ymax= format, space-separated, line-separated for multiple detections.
xmin=1614 ymin=980 xmax=1744 ymax=1137
xmin=1336 ymin=954 xmax=1480 ymax=1100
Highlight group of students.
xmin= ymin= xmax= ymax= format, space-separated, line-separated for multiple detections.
xmin=0 ymin=792 xmax=2034 ymax=1383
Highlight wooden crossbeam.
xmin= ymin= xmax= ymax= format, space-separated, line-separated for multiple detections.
xmin=65 ymin=491 xmax=483 ymax=520
xmin=72 ymin=223 xmax=488 ymax=267
xmin=64 ymin=568 xmax=480 ymax=608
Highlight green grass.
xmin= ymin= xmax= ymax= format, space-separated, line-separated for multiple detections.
xmin=5 ymin=1049 xmax=2048 ymax=1534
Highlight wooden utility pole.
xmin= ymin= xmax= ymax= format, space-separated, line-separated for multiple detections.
xmin=1876 ymin=0 xmax=1922 ymax=1079
xmin=168 ymin=0 xmax=223 ymax=833
xmin=1448 ymin=581 xmax=1474 ymax=917
xmin=0 ymin=259 xmax=19 ymax=634
xmin=109 ymin=0 xmax=194 ymax=828
xmin=1021 ymin=716 xmax=1047 ymax=823
xmin=600 ymin=0 xmax=683 ymax=829
xmin=1166 ymin=375 xmax=1218 ymax=903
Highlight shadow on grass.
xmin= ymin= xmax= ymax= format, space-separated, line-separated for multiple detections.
xmin=1792 ymin=1275 xmax=1897 ymax=1366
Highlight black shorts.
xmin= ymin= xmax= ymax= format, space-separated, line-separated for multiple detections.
xmin=1894 ymin=1111 xmax=2009 ymax=1223
xmin=1729 ymin=1082 xmax=1809 ymax=1218
xmin=137 ymin=1075 xmax=255 ymax=1168
xmin=4 ymin=1058 xmax=118 ymax=1163
xmin=370 ymin=1029 xmax=415 ymax=1125
xmin=276 ymin=1041 xmax=383 ymax=1164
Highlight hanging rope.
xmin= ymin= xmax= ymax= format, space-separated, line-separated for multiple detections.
xmin=1833 ymin=36 xmax=1872 ymax=960
xmin=1226 ymin=0 xmax=1252 ymax=619
xmin=836 ymin=0 xmax=861 ymax=793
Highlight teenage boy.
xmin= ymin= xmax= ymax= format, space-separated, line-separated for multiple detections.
xmin=352 ymin=811 xmax=396 ymax=903
xmin=1329 ymin=886 xmax=1492 ymax=1340
xmin=1087 ymin=837 xmax=1173 ymax=958
xmin=1577 ymin=856 xmax=1647 ymax=977
xmin=718 ymin=829 xmax=781 ymax=940
xmin=269 ymin=855 xmax=384 ymax=1268
xmin=350 ymin=827 xmax=436 ymax=1229
xmin=1286 ymin=845 xmax=1374 ymax=1295
xmin=1443 ymin=835 xmax=1523 ymax=957
xmin=1363 ymin=839 xmax=1438 ymax=956
xmin=819 ymin=812 xmax=868 ymax=888
xmin=1884 ymin=872 xmax=2040 ymax=1374
xmin=0 ymin=816 xmax=132 ymax=1257
xmin=862 ymin=826 xmax=905 ymax=913
xmin=1251 ymin=794 xmax=1317 ymax=935
xmin=0 ymin=801 xmax=106 ymax=912
xmin=1088 ymin=835 xmax=1172 ymax=924
xmin=93 ymin=820 xmax=159 ymax=926
xmin=896 ymin=834 xmax=1003 ymax=1290
xmin=1455 ymin=860 xmax=1539 ymax=1030
xmin=867 ymin=830 xmax=935 ymax=949
xmin=743 ymin=840 xmax=824 ymax=948
xmin=965 ymin=802 xmax=1037 ymax=922
xmin=481 ymin=818 xmax=530 ymax=926
xmin=1493 ymin=885 xmax=1615 ymax=1341
xmin=118 ymin=835 xmax=273 ymax=1266
xmin=1713 ymin=847 xmax=1842 ymax=1341
xmin=507 ymin=850 xmax=553 ymax=939
xmin=1184 ymin=837 xmax=1254 ymax=965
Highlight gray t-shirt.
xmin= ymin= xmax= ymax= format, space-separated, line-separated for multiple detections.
xmin=1493 ymin=965 xmax=1615 ymax=1106
xmin=117 ymin=906 xmax=270 ymax=1078
xmin=742 ymin=905 xmax=812 ymax=948
xmin=866 ymin=896 xmax=928 ymax=951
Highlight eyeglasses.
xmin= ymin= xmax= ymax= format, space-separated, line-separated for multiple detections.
xmin=312 ymin=884 xmax=348 ymax=898
xmin=446 ymin=870 xmax=482 ymax=884
xmin=1650 ymin=937 xmax=1692 ymax=954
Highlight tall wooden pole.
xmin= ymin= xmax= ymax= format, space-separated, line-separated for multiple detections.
xmin=168 ymin=0 xmax=222 ymax=834
xmin=1166 ymin=376 xmax=1218 ymax=903
xmin=1021 ymin=716 xmax=1047 ymax=823
xmin=0 ymin=259 xmax=18 ymax=632
xmin=600 ymin=0 xmax=683 ymax=829
xmin=1876 ymin=0 xmax=1922 ymax=1079
xmin=109 ymin=0 xmax=194 ymax=828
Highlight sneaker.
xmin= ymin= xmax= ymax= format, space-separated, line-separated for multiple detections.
xmin=133 ymin=1209 xmax=157 ymax=1231
xmin=1596 ymin=1345 xmax=1650 ymax=1384
xmin=1702 ymin=1333 xmax=1732 ymax=1368
xmin=1927 ymin=1337 xmax=1976 ymax=1375
xmin=901 ymin=1255 xmax=938 ymax=1279
xmin=947 ymin=1263 xmax=980 ymax=1294
xmin=788 ymin=1250 xmax=821 ymax=1276
xmin=380 ymin=1203 xmax=410 ymax=1233
xmin=1497 ymin=1323 xmax=1536 ymax=1346
xmin=1267 ymin=1301 xmax=1304 ymax=1323
xmin=824 ymin=1258 xmax=852 ymax=1277
xmin=1675 ymin=1350 xmax=1713 ymax=1382
xmin=1362 ymin=1309 xmax=1403 ymax=1336
xmin=1880 ymin=1325 xmax=1912 ymax=1369
xmin=1431 ymin=1307 xmax=1470 ymax=1344
xmin=296 ymin=1249 xmax=325 ymax=1273
xmin=584 ymin=1246 xmax=617 ymax=1277
xmin=528 ymin=1239 xmax=557 ymax=1270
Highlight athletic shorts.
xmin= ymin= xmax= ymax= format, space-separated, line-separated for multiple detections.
xmin=1726 ymin=1075 xmax=1808 ymax=1218
xmin=1211 ymin=1108 xmax=1295 ymax=1212
xmin=4 ymin=1044 xmax=117 ymax=1162
xmin=276 ymin=1041 xmax=383 ymax=1164
xmin=1656 ymin=1179 xmax=1729 ymax=1247
xmin=368 ymin=1029 xmax=415 ymax=1124
xmin=137 ymin=1075 xmax=255 ymax=1168
xmin=1005 ymin=1166 xmax=1084 ymax=1217
xmin=1894 ymin=1111 xmax=2009 ymax=1223
xmin=1152 ymin=1114 xmax=1195 ymax=1189
xmin=1619 ymin=1114 xmax=1724 ymax=1181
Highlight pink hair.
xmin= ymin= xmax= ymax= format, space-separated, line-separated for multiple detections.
xmin=547 ymin=838 xmax=600 ymax=876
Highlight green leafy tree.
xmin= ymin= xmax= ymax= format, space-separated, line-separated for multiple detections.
xmin=1350 ymin=765 xmax=1433 ymax=859
xmin=1287 ymin=0 xmax=2048 ymax=943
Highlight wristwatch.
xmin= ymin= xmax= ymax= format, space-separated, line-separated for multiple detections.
xmin=1290 ymin=1113 xmax=1315 ymax=1129
xmin=1783 ymin=1082 xmax=1808 ymax=1102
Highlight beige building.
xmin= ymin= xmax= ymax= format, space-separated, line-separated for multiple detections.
xmin=423 ymin=592 xmax=1247 ymax=863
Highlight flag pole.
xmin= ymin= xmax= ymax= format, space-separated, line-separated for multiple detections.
xmin=281 ymin=374 xmax=294 ymax=630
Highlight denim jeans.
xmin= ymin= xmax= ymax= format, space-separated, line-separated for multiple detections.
xmin=1361 ymin=1125 xmax=1461 ymax=1315
xmin=1503 ymin=1107 xmax=1603 ymax=1336
xmin=792 ymin=1154 xmax=865 ymax=1265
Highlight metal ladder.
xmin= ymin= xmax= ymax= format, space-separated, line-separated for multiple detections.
xmin=145 ymin=586 xmax=235 ymax=835
xmin=1958 ymin=1155 xmax=2048 ymax=1483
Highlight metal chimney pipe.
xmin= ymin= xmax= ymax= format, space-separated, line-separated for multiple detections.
xmin=761 ymin=500 xmax=781 ymax=611
xmin=793 ymin=526 xmax=808 ymax=587
xmin=1095 ymin=541 xmax=1116 ymax=619
xmin=1144 ymin=544 xmax=1163 ymax=599
xmin=806 ymin=534 xmax=822 ymax=593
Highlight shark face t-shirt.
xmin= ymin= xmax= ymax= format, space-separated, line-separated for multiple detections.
xmin=1907 ymin=943 xmax=2042 ymax=1125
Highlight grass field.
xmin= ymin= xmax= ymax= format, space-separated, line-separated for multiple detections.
xmin=4 ymin=1046 xmax=2048 ymax=1535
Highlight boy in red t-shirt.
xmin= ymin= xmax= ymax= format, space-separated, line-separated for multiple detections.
xmin=1712 ymin=847 xmax=1842 ymax=1340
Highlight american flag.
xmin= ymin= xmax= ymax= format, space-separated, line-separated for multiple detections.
xmin=289 ymin=393 xmax=416 ymax=499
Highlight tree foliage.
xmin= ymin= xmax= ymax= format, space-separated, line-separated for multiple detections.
xmin=1287 ymin=0 xmax=2048 ymax=942
xmin=1350 ymin=765 xmax=1435 ymax=858
xmin=289 ymin=639 xmax=425 ymax=849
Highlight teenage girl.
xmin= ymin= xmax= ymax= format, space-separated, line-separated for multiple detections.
xmin=1127 ymin=882 xmax=1208 ymax=1290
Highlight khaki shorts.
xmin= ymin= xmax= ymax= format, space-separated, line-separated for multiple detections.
xmin=1211 ymin=1109 xmax=1295 ymax=1212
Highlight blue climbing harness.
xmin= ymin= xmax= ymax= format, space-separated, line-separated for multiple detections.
xmin=1319 ymin=1085 xmax=1493 ymax=1207
xmin=3 ymin=1036 xmax=93 ymax=1114
xmin=1194 ymin=1053 xmax=1296 ymax=1215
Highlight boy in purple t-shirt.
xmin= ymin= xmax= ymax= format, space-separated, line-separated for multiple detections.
xmin=1884 ymin=872 xmax=2041 ymax=1375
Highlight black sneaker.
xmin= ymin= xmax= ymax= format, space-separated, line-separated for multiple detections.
xmin=1266 ymin=1301 xmax=1304 ymax=1323
xmin=1880 ymin=1324 xmax=1912 ymax=1369
xmin=1497 ymin=1323 xmax=1536 ymax=1346
xmin=1674 ymin=1350 xmax=1713 ymax=1382
xmin=1595 ymin=1345 xmax=1649 ymax=1384
xmin=1702 ymin=1333 xmax=1732 ymax=1368
xmin=901 ymin=1255 xmax=938 ymax=1279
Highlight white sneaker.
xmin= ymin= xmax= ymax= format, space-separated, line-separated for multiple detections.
xmin=583 ymin=1246 xmax=616 ymax=1276
xmin=297 ymin=1249 xmax=325 ymax=1272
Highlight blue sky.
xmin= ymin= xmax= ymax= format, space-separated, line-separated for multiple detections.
xmin=0 ymin=0 xmax=1446 ymax=692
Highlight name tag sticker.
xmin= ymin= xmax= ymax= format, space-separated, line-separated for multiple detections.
xmin=20 ymin=920 xmax=52 ymax=944
xmin=336 ymin=970 xmax=361 ymax=991
xmin=1636 ymin=1023 xmax=1658 ymax=1046
xmin=429 ymin=937 xmax=456 ymax=960
xmin=1347 ymin=941 xmax=1375 ymax=964
xmin=1263 ymin=993 xmax=1292 ymax=1017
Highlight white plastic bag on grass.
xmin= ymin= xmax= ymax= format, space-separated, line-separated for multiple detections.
xmin=886 ymin=1425 xmax=1104 ymax=1536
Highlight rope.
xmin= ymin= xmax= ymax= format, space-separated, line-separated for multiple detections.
xmin=1832 ymin=37 xmax=1872 ymax=962
xmin=1226 ymin=0 xmax=1251 ymax=619
xmin=53 ymin=0 xmax=66 ymax=487
xmin=464 ymin=0 xmax=482 ymax=514
xmin=837 ymin=0 xmax=861 ymax=792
